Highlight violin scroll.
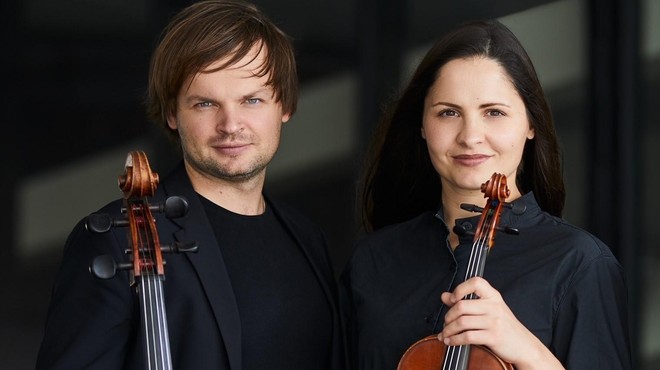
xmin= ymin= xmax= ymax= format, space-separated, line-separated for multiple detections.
xmin=480 ymin=173 xmax=509 ymax=202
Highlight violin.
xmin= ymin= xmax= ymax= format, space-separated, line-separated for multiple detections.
xmin=397 ymin=173 xmax=517 ymax=370
xmin=86 ymin=151 xmax=198 ymax=370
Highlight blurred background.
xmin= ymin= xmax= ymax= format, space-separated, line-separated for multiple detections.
xmin=1 ymin=0 xmax=657 ymax=368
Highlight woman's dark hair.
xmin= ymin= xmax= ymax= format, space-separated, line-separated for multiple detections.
xmin=360 ymin=19 xmax=565 ymax=231
xmin=146 ymin=0 xmax=298 ymax=141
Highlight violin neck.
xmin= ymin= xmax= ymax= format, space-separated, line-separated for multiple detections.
xmin=464 ymin=243 xmax=490 ymax=284
xmin=138 ymin=275 xmax=173 ymax=370
xmin=442 ymin=222 xmax=493 ymax=368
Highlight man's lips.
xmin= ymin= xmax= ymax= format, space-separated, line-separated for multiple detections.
xmin=212 ymin=142 xmax=251 ymax=155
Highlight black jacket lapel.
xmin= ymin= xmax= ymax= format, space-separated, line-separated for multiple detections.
xmin=159 ymin=164 xmax=242 ymax=370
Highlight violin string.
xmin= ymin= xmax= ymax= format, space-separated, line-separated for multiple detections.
xmin=443 ymin=202 xmax=497 ymax=370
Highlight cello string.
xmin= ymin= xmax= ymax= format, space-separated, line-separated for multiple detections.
xmin=132 ymin=203 xmax=154 ymax=369
xmin=137 ymin=203 xmax=162 ymax=369
xmin=120 ymin=155 xmax=173 ymax=370
xmin=146 ymin=204 xmax=172 ymax=370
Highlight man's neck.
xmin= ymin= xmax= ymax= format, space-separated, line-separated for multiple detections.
xmin=184 ymin=163 xmax=267 ymax=216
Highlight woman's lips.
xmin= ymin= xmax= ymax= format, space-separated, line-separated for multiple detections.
xmin=452 ymin=154 xmax=491 ymax=167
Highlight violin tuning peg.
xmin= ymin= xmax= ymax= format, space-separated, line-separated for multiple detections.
xmin=460 ymin=203 xmax=484 ymax=213
xmin=496 ymin=226 xmax=520 ymax=235
xmin=453 ymin=224 xmax=474 ymax=237
xmin=503 ymin=202 xmax=527 ymax=215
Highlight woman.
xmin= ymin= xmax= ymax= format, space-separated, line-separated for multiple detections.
xmin=341 ymin=20 xmax=632 ymax=370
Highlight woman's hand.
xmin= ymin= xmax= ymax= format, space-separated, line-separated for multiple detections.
xmin=438 ymin=277 xmax=564 ymax=370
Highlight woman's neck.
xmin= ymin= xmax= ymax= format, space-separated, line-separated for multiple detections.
xmin=441 ymin=184 xmax=522 ymax=250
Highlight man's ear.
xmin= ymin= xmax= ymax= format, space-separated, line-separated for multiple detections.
xmin=167 ymin=112 xmax=177 ymax=130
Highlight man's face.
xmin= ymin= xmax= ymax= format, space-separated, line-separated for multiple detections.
xmin=167 ymin=44 xmax=290 ymax=185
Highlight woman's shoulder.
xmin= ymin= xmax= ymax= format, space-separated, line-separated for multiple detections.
xmin=347 ymin=210 xmax=445 ymax=269
xmin=358 ymin=211 xmax=441 ymax=246
xmin=525 ymin=208 xmax=620 ymax=270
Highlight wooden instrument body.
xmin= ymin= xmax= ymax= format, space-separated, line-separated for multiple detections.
xmin=398 ymin=336 xmax=513 ymax=370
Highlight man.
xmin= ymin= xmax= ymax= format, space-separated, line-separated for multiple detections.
xmin=36 ymin=1 xmax=346 ymax=369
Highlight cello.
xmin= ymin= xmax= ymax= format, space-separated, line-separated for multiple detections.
xmin=86 ymin=151 xmax=197 ymax=370
xmin=397 ymin=173 xmax=516 ymax=370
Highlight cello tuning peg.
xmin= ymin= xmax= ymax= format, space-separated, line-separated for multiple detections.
xmin=164 ymin=196 xmax=189 ymax=219
xmin=86 ymin=214 xmax=112 ymax=233
xmin=149 ymin=196 xmax=189 ymax=219
xmin=459 ymin=203 xmax=484 ymax=213
xmin=89 ymin=255 xmax=117 ymax=279
xmin=161 ymin=241 xmax=199 ymax=254
xmin=86 ymin=213 xmax=129 ymax=233
xmin=89 ymin=255 xmax=133 ymax=279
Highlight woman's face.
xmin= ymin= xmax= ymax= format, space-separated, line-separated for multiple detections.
xmin=421 ymin=56 xmax=534 ymax=198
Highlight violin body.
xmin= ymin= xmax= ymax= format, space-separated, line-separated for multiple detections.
xmin=398 ymin=335 xmax=513 ymax=370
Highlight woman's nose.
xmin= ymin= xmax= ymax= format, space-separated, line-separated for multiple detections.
xmin=456 ymin=115 xmax=484 ymax=146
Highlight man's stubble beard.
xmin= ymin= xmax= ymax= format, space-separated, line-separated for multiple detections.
xmin=184 ymin=150 xmax=270 ymax=184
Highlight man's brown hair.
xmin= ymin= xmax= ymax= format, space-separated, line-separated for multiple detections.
xmin=146 ymin=0 xmax=298 ymax=140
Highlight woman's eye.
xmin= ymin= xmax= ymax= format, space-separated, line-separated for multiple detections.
xmin=487 ymin=109 xmax=505 ymax=117
xmin=439 ymin=109 xmax=458 ymax=117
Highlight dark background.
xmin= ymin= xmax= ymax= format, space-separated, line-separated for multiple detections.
xmin=1 ymin=0 xmax=657 ymax=369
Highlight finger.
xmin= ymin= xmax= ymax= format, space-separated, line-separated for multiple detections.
xmin=441 ymin=314 xmax=489 ymax=339
xmin=451 ymin=277 xmax=500 ymax=301
xmin=440 ymin=292 xmax=455 ymax=306
xmin=442 ymin=298 xmax=490 ymax=324
xmin=440 ymin=328 xmax=489 ymax=347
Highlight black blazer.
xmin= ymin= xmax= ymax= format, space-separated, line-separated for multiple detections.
xmin=36 ymin=164 xmax=347 ymax=370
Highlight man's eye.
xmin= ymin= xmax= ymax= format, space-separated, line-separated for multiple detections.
xmin=196 ymin=101 xmax=213 ymax=108
xmin=246 ymin=98 xmax=261 ymax=105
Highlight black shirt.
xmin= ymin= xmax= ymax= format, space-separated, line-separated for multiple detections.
xmin=201 ymin=196 xmax=332 ymax=370
xmin=340 ymin=192 xmax=632 ymax=370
